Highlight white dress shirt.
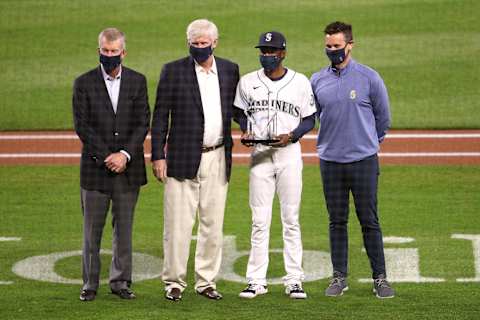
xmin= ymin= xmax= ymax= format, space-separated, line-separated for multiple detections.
xmin=100 ymin=64 xmax=130 ymax=161
xmin=195 ymin=57 xmax=223 ymax=147
xmin=101 ymin=64 xmax=121 ymax=114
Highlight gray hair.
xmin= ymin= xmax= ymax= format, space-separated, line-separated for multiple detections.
xmin=186 ymin=19 xmax=218 ymax=42
xmin=98 ymin=27 xmax=126 ymax=49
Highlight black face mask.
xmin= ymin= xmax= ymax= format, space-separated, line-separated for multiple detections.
xmin=99 ymin=54 xmax=122 ymax=73
xmin=325 ymin=46 xmax=348 ymax=65
xmin=189 ymin=45 xmax=213 ymax=63
xmin=260 ymin=55 xmax=281 ymax=72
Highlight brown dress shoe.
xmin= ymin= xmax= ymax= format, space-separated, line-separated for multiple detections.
xmin=197 ymin=287 xmax=223 ymax=300
xmin=79 ymin=289 xmax=96 ymax=301
xmin=111 ymin=288 xmax=136 ymax=300
xmin=165 ymin=287 xmax=182 ymax=301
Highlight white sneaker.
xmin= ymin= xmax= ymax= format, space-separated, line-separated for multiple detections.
xmin=285 ymin=283 xmax=307 ymax=299
xmin=239 ymin=283 xmax=268 ymax=299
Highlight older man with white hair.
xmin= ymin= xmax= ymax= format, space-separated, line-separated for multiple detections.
xmin=151 ymin=19 xmax=240 ymax=301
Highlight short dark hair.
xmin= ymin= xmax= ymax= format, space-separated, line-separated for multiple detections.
xmin=324 ymin=21 xmax=353 ymax=43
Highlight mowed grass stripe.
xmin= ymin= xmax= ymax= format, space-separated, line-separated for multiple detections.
xmin=0 ymin=165 xmax=479 ymax=319
xmin=0 ymin=0 xmax=479 ymax=129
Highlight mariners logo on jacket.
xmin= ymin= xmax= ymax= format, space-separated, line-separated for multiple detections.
xmin=350 ymin=90 xmax=356 ymax=100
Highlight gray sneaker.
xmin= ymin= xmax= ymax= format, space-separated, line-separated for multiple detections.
xmin=373 ymin=275 xmax=395 ymax=299
xmin=325 ymin=274 xmax=348 ymax=297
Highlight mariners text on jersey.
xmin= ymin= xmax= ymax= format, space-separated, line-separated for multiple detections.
xmin=247 ymin=99 xmax=301 ymax=118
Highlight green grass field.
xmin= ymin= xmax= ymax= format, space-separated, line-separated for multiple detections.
xmin=1 ymin=0 xmax=480 ymax=130
xmin=1 ymin=164 xmax=479 ymax=319
xmin=1 ymin=0 xmax=480 ymax=318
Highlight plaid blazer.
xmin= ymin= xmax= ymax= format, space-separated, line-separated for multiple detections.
xmin=151 ymin=56 xmax=240 ymax=181
xmin=72 ymin=66 xmax=150 ymax=192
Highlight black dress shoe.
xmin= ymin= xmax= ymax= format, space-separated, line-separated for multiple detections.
xmin=79 ymin=290 xmax=96 ymax=301
xmin=165 ymin=287 xmax=182 ymax=301
xmin=111 ymin=288 xmax=136 ymax=300
xmin=197 ymin=287 xmax=223 ymax=300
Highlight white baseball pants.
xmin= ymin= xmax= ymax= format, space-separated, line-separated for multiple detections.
xmin=245 ymin=143 xmax=305 ymax=286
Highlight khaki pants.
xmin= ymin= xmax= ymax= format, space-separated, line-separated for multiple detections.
xmin=162 ymin=146 xmax=228 ymax=292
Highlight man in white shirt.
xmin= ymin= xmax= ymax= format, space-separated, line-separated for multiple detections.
xmin=151 ymin=19 xmax=240 ymax=301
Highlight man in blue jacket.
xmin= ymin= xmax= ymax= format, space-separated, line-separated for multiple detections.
xmin=311 ymin=21 xmax=394 ymax=299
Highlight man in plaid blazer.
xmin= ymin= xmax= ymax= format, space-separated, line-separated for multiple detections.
xmin=73 ymin=28 xmax=150 ymax=302
xmin=151 ymin=19 xmax=239 ymax=302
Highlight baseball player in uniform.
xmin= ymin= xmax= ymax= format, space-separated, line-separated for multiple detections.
xmin=233 ymin=31 xmax=316 ymax=299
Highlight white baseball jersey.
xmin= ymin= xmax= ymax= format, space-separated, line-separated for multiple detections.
xmin=234 ymin=68 xmax=316 ymax=144
xmin=234 ymin=67 xmax=316 ymax=286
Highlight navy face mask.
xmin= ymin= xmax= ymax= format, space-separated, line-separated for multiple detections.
xmin=260 ymin=55 xmax=281 ymax=72
xmin=325 ymin=45 xmax=348 ymax=65
xmin=189 ymin=45 xmax=213 ymax=63
xmin=100 ymin=54 xmax=121 ymax=73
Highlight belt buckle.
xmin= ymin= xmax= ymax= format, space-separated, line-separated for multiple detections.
xmin=202 ymin=145 xmax=213 ymax=153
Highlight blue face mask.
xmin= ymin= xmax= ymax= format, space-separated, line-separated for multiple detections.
xmin=325 ymin=46 xmax=348 ymax=65
xmin=100 ymin=54 xmax=121 ymax=73
xmin=260 ymin=55 xmax=281 ymax=72
xmin=189 ymin=45 xmax=213 ymax=63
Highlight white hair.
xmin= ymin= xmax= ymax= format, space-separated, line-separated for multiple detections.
xmin=98 ymin=27 xmax=126 ymax=49
xmin=186 ymin=19 xmax=218 ymax=42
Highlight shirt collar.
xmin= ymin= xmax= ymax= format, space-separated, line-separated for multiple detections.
xmin=100 ymin=64 xmax=122 ymax=81
xmin=329 ymin=58 xmax=356 ymax=76
xmin=194 ymin=56 xmax=217 ymax=75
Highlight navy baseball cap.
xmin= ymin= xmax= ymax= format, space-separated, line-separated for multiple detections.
xmin=255 ymin=31 xmax=286 ymax=50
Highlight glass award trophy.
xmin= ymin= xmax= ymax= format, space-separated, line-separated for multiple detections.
xmin=241 ymin=106 xmax=280 ymax=146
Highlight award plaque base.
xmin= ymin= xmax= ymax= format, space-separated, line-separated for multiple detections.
xmin=241 ymin=138 xmax=281 ymax=146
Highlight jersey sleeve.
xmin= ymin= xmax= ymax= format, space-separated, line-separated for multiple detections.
xmin=299 ymin=76 xmax=317 ymax=118
xmin=233 ymin=77 xmax=249 ymax=111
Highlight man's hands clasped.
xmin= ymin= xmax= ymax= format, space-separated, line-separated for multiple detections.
xmin=104 ymin=152 xmax=127 ymax=173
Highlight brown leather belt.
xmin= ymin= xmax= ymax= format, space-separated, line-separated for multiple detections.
xmin=201 ymin=143 xmax=224 ymax=153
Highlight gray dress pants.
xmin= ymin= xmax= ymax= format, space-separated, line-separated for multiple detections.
xmin=81 ymin=186 xmax=139 ymax=292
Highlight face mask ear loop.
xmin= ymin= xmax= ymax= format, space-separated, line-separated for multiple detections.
xmin=344 ymin=41 xmax=352 ymax=59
